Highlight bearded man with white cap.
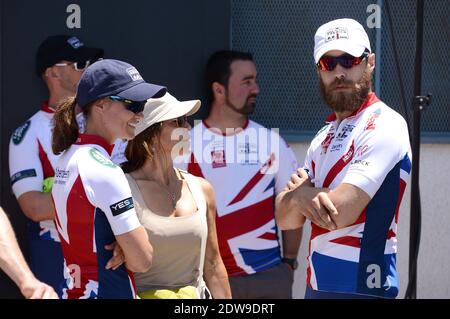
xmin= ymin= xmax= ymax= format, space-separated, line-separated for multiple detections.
xmin=276 ymin=18 xmax=412 ymax=299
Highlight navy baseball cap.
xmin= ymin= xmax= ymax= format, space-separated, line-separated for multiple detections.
xmin=76 ymin=59 xmax=167 ymax=108
xmin=36 ymin=35 xmax=104 ymax=76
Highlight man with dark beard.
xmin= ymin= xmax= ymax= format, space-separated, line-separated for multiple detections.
xmin=276 ymin=19 xmax=411 ymax=299
xmin=176 ymin=50 xmax=302 ymax=298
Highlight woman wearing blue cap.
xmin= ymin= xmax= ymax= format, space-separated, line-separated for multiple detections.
xmin=51 ymin=59 xmax=166 ymax=299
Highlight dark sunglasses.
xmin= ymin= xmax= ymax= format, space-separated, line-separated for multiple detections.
xmin=109 ymin=96 xmax=145 ymax=114
xmin=316 ymin=51 xmax=370 ymax=71
xmin=173 ymin=115 xmax=188 ymax=127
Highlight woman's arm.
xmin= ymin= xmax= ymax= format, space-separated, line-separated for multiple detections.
xmin=198 ymin=178 xmax=232 ymax=299
xmin=115 ymin=226 xmax=153 ymax=273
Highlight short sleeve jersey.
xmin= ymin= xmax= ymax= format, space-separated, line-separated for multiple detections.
xmin=51 ymin=134 xmax=140 ymax=299
xmin=8 ymin=103 xmax=128 ymax=242
xmin=303 ymin=93 xmax=411 ymax=298
xmin=176 ymin=120 xmax=298 ymax=276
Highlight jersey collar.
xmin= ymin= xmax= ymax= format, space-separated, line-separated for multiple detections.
xmin=75 ymin=134 xmax=115 ymax=156
xmin=325 ymin=92 xmax=380 ymax=123
xmin=41 ymin=101 xmax=55 ymax=114
xmin=202 ymin=119 xmax=250 ymax=137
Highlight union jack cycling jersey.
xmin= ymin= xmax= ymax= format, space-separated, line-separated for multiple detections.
xmin=51 ymin=134 xmax=140 ymax=299
xmin=304 ymin=93 xmax=411 ymax=298
xmin=176 ymin=120 xmax=298 ymax=276
xmin=9 ymin=102 xmax=128 ymax=242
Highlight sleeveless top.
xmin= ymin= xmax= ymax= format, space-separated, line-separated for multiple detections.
xmin=125 ymin=170 xmax=210 ymax=298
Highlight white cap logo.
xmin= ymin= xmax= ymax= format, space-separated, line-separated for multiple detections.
xmin=325 ymin=27 xmax=349 ymax=42
xmin=67 ymin=36 xmax=84 ymax=49
xmin=126 ymin=67 xmax=143 ymax=82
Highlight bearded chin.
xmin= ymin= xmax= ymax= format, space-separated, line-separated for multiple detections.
xmin=225 ymin=96 xmax=256 ymax=116
xmin=320 ymin=68 xmax=372 ymax=114
xmin=242 ymin=101 xmax=256 ymax=115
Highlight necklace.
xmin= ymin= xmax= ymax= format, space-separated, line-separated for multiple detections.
xmin=155 ymin=182 xmax=177 ymax=209
xmin=141 ymin=169 xmax=179 ymax=209
xmin=153 ymin=178 xmax=178 ymax=209
xmin=167 ymin=190 xmax=177 ymax=209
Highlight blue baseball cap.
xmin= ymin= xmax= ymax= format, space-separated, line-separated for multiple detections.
xmin=76 ymin=59 xmax=166 ymax=108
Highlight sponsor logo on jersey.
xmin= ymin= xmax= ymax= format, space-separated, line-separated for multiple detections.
xmin=335 ymin=124 xmax=355 ymax=141
xmin=11 ymin=169 xmax=37 ymax=185
xmin=54 ymin=168 xmax=70 ymax=185
xmin=356 ymin=144 xmax=369 ymax=157
xmin=110 ymin=197 xmax=134 ymax=216
xmin=89 ymin=148 xmax=116 ymax=168
xmin=351 ymin=159 xmax=370 ymax=167
xmin=365 ymin=109 xmax=381 ymax=131
xmin=55 ymin=168 xmax=70 ymax=179
xmin=237 ymin=142 xmax=258 ymax=165
xmin=211 ymin=149 xmax=226 ymax=168
xmin=342 ymin=143 xmax=355 ymax=163
xmin=12 ymin=121 xmax=31 ymax=145
xmin=330 ymin=143 xmax=343 ymax=152
xmin=321 ymin=132 xmax=335 ymax=154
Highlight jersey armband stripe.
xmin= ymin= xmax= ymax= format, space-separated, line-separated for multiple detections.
xmin=11 ymin=169 xmax=37 ymax=185
xmin=110 ymin=197 xmax=134 ymax=216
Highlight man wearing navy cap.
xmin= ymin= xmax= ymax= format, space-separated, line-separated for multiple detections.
xmin=8 ymin=35 xmax=104 ymax=296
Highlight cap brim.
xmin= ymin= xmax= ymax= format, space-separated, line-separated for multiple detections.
xmin=163 ymin=99 xmax=202 ymax=119
xmin=118 ymin=82 xmax=167 ymax=102
xmin=314 ymin=41 xmax=366 ymax=63
xmin=134 ymin=99 xmax=201 ymax=136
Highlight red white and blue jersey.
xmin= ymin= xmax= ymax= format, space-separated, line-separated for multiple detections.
xmin=51 ymin=134 xmax=141 ymax=299
xmin=9 ymin=102 xmax=68 ymax=242
xmin=9 ymin=102 xmax=128 ymax=243
xmin=177 ymin=120 xmax=297 ymax=276
xmin=304 ymin=93 xmax=411 ymax=298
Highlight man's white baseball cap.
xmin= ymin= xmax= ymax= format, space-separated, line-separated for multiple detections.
xmin=135 ymin=92 xmax=201 ymax=136
xmin=314 ymin=18 xmax=371 ymax=63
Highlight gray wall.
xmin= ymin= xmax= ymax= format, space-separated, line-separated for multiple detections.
xmin=232 ymin=0 xmax=450 ymax=139
xmin=0 ymin=0 xmax=231 ymax=298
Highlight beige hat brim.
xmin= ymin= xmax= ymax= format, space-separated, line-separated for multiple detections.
xmin=156 ymin=99 xmax=201 ymax=122
xmin=134 ymin=94 xmax=201 ymax=136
